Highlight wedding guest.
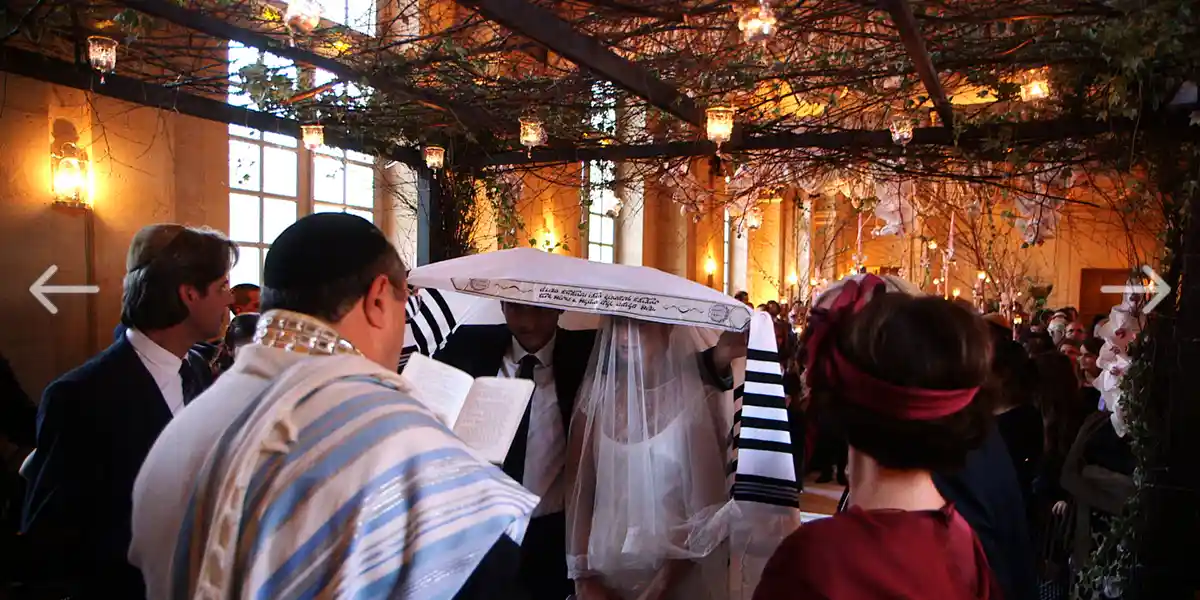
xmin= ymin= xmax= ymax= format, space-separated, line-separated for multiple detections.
xmin=229 ymin=282 xmax=260 ymax=315
xmin=755 ymin=276 xmax=1001 ymax=599
xmin=734 ymin=291 xmax=752 ymax=307
xmin=130 ymin=213 xmax=536 ymax=600
xmin=989 ymin=329 xmax=1043 ymax=512
xmin=23 ymin=224 xmax=234 ymax=599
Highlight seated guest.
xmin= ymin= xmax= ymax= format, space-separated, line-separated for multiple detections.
xmin=754 ymin=275 xmax=1002 ymax=600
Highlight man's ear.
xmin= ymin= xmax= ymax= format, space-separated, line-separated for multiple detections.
xmin=362 ymin=274 xmax=393 ymax=329
xmin=178 ymin=283 xmax=200 ymax=306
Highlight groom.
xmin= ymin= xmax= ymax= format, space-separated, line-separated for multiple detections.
xmin=435 ymin=303 xmax=742 ymax=600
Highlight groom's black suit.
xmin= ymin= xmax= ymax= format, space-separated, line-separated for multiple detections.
xmin=434 ymin=324 xmax=595 ymax=600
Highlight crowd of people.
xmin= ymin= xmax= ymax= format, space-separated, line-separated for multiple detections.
xmin=0 ymin=212 xmax=1137 ymax=600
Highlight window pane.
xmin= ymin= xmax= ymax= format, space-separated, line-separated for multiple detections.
xmin=600 ymin=216 xmax=614 ymax=245
xmin=261 ymin=147 xmax=298 ymax=197
xmin=262 ymin=198 xmax=297 ymax=244
xmin=347 ymin=208 xmax=373 ymax=222
xmin=229 ymin=245 xmax=262 ymax=288
xmin=315 ymin=145 xmax=344 ymax=158
xmin=600 ymin=245 xmax=614 ymax=264
xmin=313 ymin=155 xmax=345 ymax=203
xmin=588 ymin=215 xmax=603 ymax=243
xmin=345 ymin=163 xmax=374 ymax=207
xmin=589 ymin=243 xmax=602 ymax=261
xmin=229 ymin=194 xmax=261 ymax=243
xmin=313 ymin=202 xmax=342 ymax=214
xmin=263 ymin=131 xmax=298 ymax=148
xmin=599 ymin=189 xmax=618 ymax=215
xmin=230 ymin=140 xmax=261 ymax=191
xmin=229 ymin=124 xmax=260 ymax=139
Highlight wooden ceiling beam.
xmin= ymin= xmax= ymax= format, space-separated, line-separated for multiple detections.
xmin=0 ymin=46 xmax=424 ymax=168
xmin=454 ymin=0 xmax=707 ymax=128
xmin=880 ymin=0 xmax=955 ymax=128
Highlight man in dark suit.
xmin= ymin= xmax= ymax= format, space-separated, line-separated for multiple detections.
xmin=434 ymin=302 xmax=742 ymax=600
xmin=21 ymin=224 xmax=236 ymax=599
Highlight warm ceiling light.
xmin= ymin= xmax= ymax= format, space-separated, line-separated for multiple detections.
xmin=744 ymin=205 xmax=763 ymax=230
xmin=301 ymin=124 xmax=324 ymax=150
xmin=1020 ymin=71 xmax=1051 ymax=102
xmin=87 ymin=36 xmax=118 ymax=84
xmin=285 ymin=0 xmax=322 ymax=33
xmin=520 ymin=117 xmax=546 ymax=150
xmin=423 ymin=146 xmax=445 ymax=171
xmin=889 ymin=117 xmax=914 ymax=146
xmin=737 ymin=1 xmax=777 ymax=44
xmin=706 ymin=106 xmax=736 ymax=147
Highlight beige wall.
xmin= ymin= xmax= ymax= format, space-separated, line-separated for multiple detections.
xmin=0 ymin=73 xmax=229 ymax=397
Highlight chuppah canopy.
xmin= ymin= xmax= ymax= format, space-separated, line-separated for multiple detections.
xmin=406 ymin=248 xmax=753 ymax=333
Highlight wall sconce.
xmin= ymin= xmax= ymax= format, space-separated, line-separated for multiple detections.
xmin=952 ymin=288 xmax=961 ymax=298
xmin=52 ymin=142 xmax=90 ymax=208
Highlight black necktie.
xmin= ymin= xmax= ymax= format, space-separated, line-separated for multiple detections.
xmin=502 ymin=355 xmax=540 ymax=483
xmin=179 ymin=360 xmax=200 ymax=406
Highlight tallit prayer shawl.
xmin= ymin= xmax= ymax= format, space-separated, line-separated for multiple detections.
xmin=401 ymin=287 xmax=461 ymax=369
xmin=729 ymin=312 xmax=799 ymax=507
xmin=173 ymin=354 xmax=538 ymax=600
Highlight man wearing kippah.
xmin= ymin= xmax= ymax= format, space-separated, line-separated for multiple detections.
xmin=130 ymin=213 xmax=537 ymax=600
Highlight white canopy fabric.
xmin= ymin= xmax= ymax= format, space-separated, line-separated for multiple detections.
xmin=406 ymin=248 xmax=753 ymax=333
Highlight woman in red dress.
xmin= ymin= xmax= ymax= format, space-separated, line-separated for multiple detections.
xmin=753 ymin=275 xmax=1003 ymax=600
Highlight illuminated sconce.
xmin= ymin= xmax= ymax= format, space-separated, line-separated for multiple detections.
xmin=933 ymin=278 xmax=941 ymax=285
xmin=423 ymin=146 xmax=445 ymax=171
xmin=744 ymin=205 xmax=763 ymax=230
xmin=704 ymin=257 xmax=717 ymax=276
xmin=952 ymin=288 xmax=961 ymax=298
xmin=889 ymin=117 xmax=914 ymax=146
xmin=87 ymin=36 xmax=119 ymax=84
xmin=809 ymin=277 xmax=819 ymax=286
xmin=705 ymin=106 xmax=736 ymax=147
xmin=737 ymin=1 xmax=777 ymax=44
xmin=52 ymin=142 xmax=89 ymax=208
xmin=285 ymin=0 xmax=322 ymax=33
xmin=977 ymin=270 xmax=987 ymax=281
xmin=927 ymin=239 xmax=938 ymax=250
xmin=1013 ymin=315 xmax=1024 ymax=326
xmin=1020 ymin=71 xmax=1050 ymax=102
xmin=520 ymin=117 xmax=546 ymax=151
xmin=301 ymin=124 xmax=324 ymax=150
xmin=787 ymin=272 xmax=799 ymax=285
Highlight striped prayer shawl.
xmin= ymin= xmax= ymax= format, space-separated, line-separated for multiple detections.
xmin=173 ymin=354 xmax=538 ymax=600
xmin=401 ymin=287 xmax=461 ymax=370
xmin=728 ymin=312 xmax=799 ymax=507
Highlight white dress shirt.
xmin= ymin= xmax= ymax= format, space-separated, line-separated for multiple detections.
xmin=125 ymin=328 xmax=186 ymax=416
xmin=499 ymin=336 xmax=566 ymax=516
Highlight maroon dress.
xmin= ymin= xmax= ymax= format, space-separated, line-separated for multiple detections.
xmin=753 ymin=504 xmax=1002 ymax=600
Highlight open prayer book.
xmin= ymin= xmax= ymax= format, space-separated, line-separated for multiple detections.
xmin=399 ymin=353 xmax=535 ymax=464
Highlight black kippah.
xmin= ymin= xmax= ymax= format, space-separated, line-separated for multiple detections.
xmin=263 ymin=212 xmax=390 ymax=290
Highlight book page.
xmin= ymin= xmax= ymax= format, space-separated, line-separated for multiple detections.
xmin=398 ymin=353 xmax=475 ymax=428
xmin=453 ymin=377 xmax=535 ymax=463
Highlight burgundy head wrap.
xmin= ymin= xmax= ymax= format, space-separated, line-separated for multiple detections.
xmin=804 ymin=275 xmax=979 ymax=420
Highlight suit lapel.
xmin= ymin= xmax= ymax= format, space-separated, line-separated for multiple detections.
xmin=113 ymin=337 xmax=173 ymax=426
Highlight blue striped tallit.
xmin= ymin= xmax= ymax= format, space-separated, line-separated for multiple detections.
xmin=728 ymin=312 xmax=799 ymax=507
xmin=174 ymin=354 xmax=538 ymax=600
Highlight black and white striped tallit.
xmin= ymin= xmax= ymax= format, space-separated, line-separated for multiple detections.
xmin=399 ymin=287 xmax=461 ymax=370
xmin=729 ymin=311 xmax=799 ymax=507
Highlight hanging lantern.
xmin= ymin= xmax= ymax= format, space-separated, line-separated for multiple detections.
xmin=889 ymin=118 xmax=914 ymax=146
xmin=737 ymin=1 xmax=777 ymax=44
xmin=1020 ymin=70 xmax=1050 ymax=102
xmin=285 ymin=0 xmax=322 ymax=33
xmin=301 ymin=124 xmax=324 ymax=150
xmin=87 ymin=36 xmax=118 ymax=84
xmin=520 ymin=117 xmax=547 ymax=150
xmin=423 ymin=146 xmax=445 ymax=171
xmin=744 ymin=205 xmax=763 ymax=230
xmin=705 ymin=106 xmax=736 ymax=147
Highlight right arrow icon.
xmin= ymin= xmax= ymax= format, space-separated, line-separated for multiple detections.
xmin=1100 ymin=265 xmax=1170 ymax=313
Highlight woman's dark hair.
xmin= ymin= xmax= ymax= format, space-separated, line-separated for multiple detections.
xmin=1034 ymin=353 xmax=1086 ymax=458
xmin=988 ymin=325 xmax=1035 ymax=409
xmin=817 ymin=294 xmax=993 ymax=473
xmin=1021 ymin=330 xmax=1056 ymax=356
xmin=224 ymin=312 xmax=260 ymax=350
xmin=121 ymin=225 xmax=238 ymax=331
xmin=1082 ymin=337 xmax=1104 ymax=355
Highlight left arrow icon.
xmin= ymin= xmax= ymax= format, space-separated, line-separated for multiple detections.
xmin=30 ymin=265 xmax=100 ymax=315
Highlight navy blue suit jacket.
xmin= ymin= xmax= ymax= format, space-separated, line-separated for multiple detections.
xmin=21 ymin=336 xmax=211 ymax=599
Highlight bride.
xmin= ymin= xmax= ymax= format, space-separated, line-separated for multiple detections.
xmin=567 ymin=317 xmax=733 ymax=600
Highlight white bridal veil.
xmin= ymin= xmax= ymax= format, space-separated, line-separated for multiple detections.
xmin=567 ymin=317 xmax=734 ymax=600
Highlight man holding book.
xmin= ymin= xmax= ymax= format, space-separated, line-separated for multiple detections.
xmin=129 ymin=213 xmax=538 ymax=600
xmin=434 ymin=303 xmax=744 ymax=600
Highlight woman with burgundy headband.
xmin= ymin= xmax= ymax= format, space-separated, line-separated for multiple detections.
xmin=753 ymin=275 xmax=1002 ymax=600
